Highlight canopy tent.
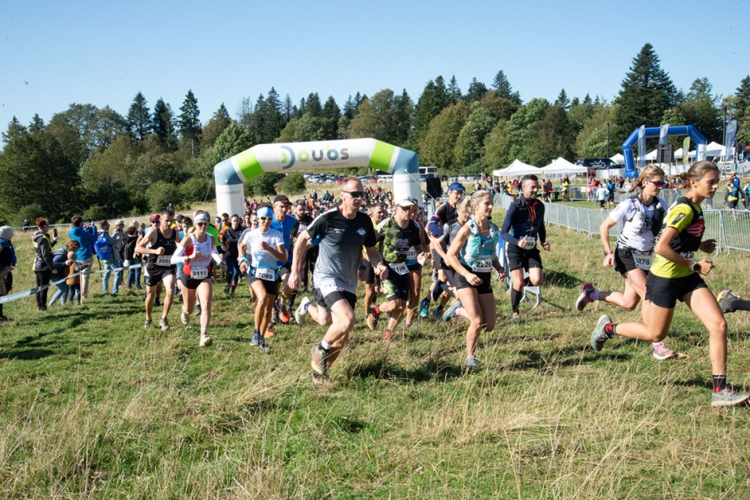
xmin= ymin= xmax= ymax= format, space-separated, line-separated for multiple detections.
xmin=704 ymin=141 xmax=725 ymax=157
xmin=492 ymin=159 xmax=541 ymax=177
xmin=540 ymin=157 xmax=588 ymax=174
xmin=609 ymin=153 xmax=624 ymax=164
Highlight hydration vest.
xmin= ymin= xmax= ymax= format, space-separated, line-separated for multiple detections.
xmin=461 ymin=217 xmax=499 ymax=267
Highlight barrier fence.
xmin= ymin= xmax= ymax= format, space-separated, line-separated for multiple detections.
xmin=494 ymin=193 xmax=750 ymax=255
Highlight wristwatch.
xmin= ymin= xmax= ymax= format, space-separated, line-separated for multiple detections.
xmin=603 ymin=250 xmax=613 ymax=256
xmin=691 ymin=261 xmax=701 ymax=272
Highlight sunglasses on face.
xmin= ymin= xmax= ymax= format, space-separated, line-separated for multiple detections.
xmin=196 ymin=222 xmax=208 ymax=227
xmin=259 ymin=216 xmax=273 ymax=221
xmin=647 ymin=180 xmax=665 ymax=188
xmin=343 ymin=191 xmax=364 ymax=198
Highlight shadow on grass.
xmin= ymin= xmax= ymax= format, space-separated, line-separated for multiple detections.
xmin=0 ymin=348 xmax=54 ymax=361
xmin=545 ymin=271 xmax=584 ymax=289
xmin=348 ymin=350 xmax=465 ymax=383
xmin=511 ymin=345 xmax=633 ymax=371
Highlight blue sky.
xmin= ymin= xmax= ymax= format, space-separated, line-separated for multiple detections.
xmin=1 ymin=0 xmax=748 ymax=130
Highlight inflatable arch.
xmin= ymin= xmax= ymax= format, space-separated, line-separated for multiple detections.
xmin=213 ymin=138 xmax=420 ymax=217
xmin=622 ymin=125 xmax=707 ymax=178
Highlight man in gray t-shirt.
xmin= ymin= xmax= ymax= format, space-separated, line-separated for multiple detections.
xmin=289 ymin=178 xmax=387 ymax=388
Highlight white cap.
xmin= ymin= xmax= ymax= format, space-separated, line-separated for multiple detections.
xmin=395 ymin=198 xmax=414 ymax=208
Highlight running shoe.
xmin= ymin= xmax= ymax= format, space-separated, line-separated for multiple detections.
xmin=250 ymin=331 xmax=261 ymax=346
xmin=717 ymin=289 xmax=739 ymax=314
xmin=591 ymin=314 xmax=612 ymax=351
xmin=181 ymin=311 xmax=189 ymax=325
xmin=265 ymin=324 xmax=274 ymax=338
xmin=199 ymin=333 xmax=213 ymax=347
xmin=223 ymin=284 xmax=230 ymax=294
xmin=277 ymin=300 xmax=292 ymax=324
xmin=419 ymin=297 xmax=430 ymax=318
xmin=711 ymin=387 xmax=750 ymax=407
xmin=366 ymin=313 xmax=378 ymax=330
xmin=312 ymin=372 xmax=333 ymax=388
xmin=144 ymin=319 xmax=152 ymax=329
xmin=576 ymin=283 xmax=595 ymax=312
xmin=383 ymin=331 xmax=392 ymax=342
xmin=295 ymin=297 xmax=311 ymax=324
xmin=652 ymin=343 xmax=675 ymax=361
xmin=259 ymin=339 xmax=270 ymax=352
xmin=510 ymin=312 xmax=523 ymax=323
xmin=466 ymin=357 xmax=482 ymax=369
xmin=159 ymin=316 xmax=170 ymax=332
xmin=434 ymin=305 xmax=445 ymax=321
xmin=311 ymin=344 xmax=329 ymax=375
xmin=194 ymin=304 xmax=201 ymax=316
xmin=443 ymin=301 xmax=462 ymax=322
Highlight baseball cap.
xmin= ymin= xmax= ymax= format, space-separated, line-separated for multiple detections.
xmin=448 ymin=182 xmax=466 ymax=192
xmin=395 ymin=198 xmax=414 ymax=208
xmin=274 ymin=194 xmax=291 ymax=205
xmin=150 ymin=214 xmax=160 ymax=223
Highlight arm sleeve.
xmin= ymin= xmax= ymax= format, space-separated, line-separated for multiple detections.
xmin=171 ymin=244 xmax=187 ymax=265
xmin=500 ymin=204 xmax=520 ymax=246
xmin=211 ymin=245 xmax=223 ymax=265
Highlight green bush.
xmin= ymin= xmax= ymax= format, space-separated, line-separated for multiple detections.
xmin=247 ymin=173 xmax=282 ymax=197
xmin=279 ymin=172 xmax=306 ymax=194
xmin=13 ymin=203 xmax=45 ymax=227
xmin=146 ymin=181 xmax=181 ymax=213
xmin=180 ymin=178 xmax=213 ymax=204
xmin=83 ymin=205 xmax=108 ymax=221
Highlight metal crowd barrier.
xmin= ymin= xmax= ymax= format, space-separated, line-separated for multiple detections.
xmin=493 ymin=193 xmax=750 ymax=255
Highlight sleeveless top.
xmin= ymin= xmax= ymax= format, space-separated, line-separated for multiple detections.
xmin=147 ymin=228 xmax=177 ymax=266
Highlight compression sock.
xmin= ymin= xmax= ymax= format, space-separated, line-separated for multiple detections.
xmin=320 ymin=339 xmax=331 ymax=351
xmin=592 ymin=290 xmax=601 ymax=301
xmin=510 ymin=288 xmax=522 ymax=313
xmin=430 ymin=280 xmax=445 ymax=301
xmin=713 ymin=375 xmax=727 ymax=392
xmin=373 ymin=305 xmax=381 ymax=316
xmin=603 ymin=323 xmax=617 ymax=338
xmin=729 ymin=299 xmax=750 ymax=312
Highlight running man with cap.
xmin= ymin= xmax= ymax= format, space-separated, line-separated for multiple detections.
xmin=420 ymin=182 xmax=465 ymax=318
xmin=136 ymin=209 xmax=180 ymax=331
xmin=270 ymin=195 xmax=300 ymax=325
xmin=288 ymin=177 xmax=387 ymax=387
xmin=368 ymin=198 xmax=428 ymax=341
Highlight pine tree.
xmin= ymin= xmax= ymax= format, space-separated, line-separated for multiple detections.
xmin=734 ymin=75 xmax=750 ymax=124
xmin=29 ymin=114 xmax=45 ymax=134
xmin=127 ymin=92 xmax=152 ymax=141
xmin=201 ymin=103 xmax=233 ymax=148
xmin=262 ymin=87 xmax=284 ymax=143
xmin=343 ymin=95 xmax=356 ymax=119
xmin=491 ymin=70 xmax=522 ymax=104
xmin=448 ymin=75 xmax=462 ymax=104
xmin=414 ymin=79 xmax=450 ymax=146
xmin=283 ymin=94 xmax=293 ymax=122
xmin=466 ymin=78 xmax=488 ymax=102
xmin=178 ymin=90 xmax=201 ymax=156
xmin=555 ymin=89 xmax=570 ymax=110
xmin=304 ymin=93 xmax=322 ymax=117
xmin=612 ymin=43 xmax=678 ymax=144
xmin=152 ymin=98 xmax=176 ymax=146
xmin=321 ymin=96 xmax=341 ymax=140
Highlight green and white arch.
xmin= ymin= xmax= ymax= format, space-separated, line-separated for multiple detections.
xmin=214 ymin=138 xmax=420 ymax=217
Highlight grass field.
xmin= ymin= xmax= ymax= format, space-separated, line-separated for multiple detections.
xmin=3 ymin=211 xmax=750 ymax=498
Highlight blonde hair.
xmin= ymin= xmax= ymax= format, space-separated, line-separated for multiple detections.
xmin=628 ymin=165 xmax=666 ymax=193
xmin=456 ymin=197 xmax=473 ymax=217
xmin=677 ymin=161 xmax=719 ymax=189
xmin=470 ymin=190 xmax=491 ymax=207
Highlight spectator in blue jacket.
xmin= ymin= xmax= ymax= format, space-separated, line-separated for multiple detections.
xmin=69 ymin=215 xmax=97 ymax=303
xmin=97 ymin=220 xmax=123 ymax=295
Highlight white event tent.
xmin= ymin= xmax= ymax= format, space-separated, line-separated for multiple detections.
xmin=540 ymin=157 xmax=588 ymax=175
xmin=492 ymin=159 xmax=541 ymax=177
xmin=609 ymin=153 xmax=624 ymax=164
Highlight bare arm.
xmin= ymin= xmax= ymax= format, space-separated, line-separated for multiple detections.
xmin=135 ymin=230 xmax=161 ymax=255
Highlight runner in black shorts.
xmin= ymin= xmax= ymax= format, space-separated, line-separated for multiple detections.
xmin=289 ymin=177 xmax=387 ymax=388
xmin=368 ymin=199 xmax=427 ymax=341
xmin=575 ymin=166 xmax=675 ymax=361
xmin=590 ymin=161 xmax=750 ymax=407
xmin=136 ymin=209 xmax=180 ymax=332
xmin=500 ymin=175 xmax=550 ymax=323
xmin=362 ymin=203 xmax=386 ymax=323
xmin=432 ymin=198 xmax=473 ymax=322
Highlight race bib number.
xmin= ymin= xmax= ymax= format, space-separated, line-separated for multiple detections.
xmin=255 ymin=267 xmax=276 ymax=281
xmin=156 ymin=255 xmax=172 ymax=267
xmin=471 ymin=260 xmax=492 ymax=272
xmin=406 ymin=248 xmax=417 ymax=260
xmin=190 ymin=266 xmax=208 ymax=280
xmin=319 ymin=281 xmax=343 ymax=297
xmin=632 ymin=250 xmax=652 ymax=271
xmin=389 ymin=262 xmax=409 ymax=275
xmin=679 ymin=251 xmax=695 ymax=260
xmin=522 ymin=237 xmax=536 ymax=249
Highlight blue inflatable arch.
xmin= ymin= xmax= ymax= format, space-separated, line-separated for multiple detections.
xmin=622 ymin=125 xmax=707 ymax=178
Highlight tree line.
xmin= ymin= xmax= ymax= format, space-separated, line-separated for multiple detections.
xmin=1 ymin=43 xmax=749 ymax=225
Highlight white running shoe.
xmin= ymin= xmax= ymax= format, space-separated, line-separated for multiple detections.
xmin=295 ymin=297 xmax=311 ymax=324
xmin=199 ymin=333 xmax=212 ymax=347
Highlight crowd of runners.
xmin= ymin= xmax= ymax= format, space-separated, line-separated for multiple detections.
xmin=2 ymin=163 xmax=750 ymax=406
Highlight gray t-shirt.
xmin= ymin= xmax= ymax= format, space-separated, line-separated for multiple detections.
xmin=306 ymin=208 xmax=377 ymax=295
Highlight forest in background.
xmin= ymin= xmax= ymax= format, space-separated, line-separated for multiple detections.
xmin=2 ymin=43 xmax=749 ymax=225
